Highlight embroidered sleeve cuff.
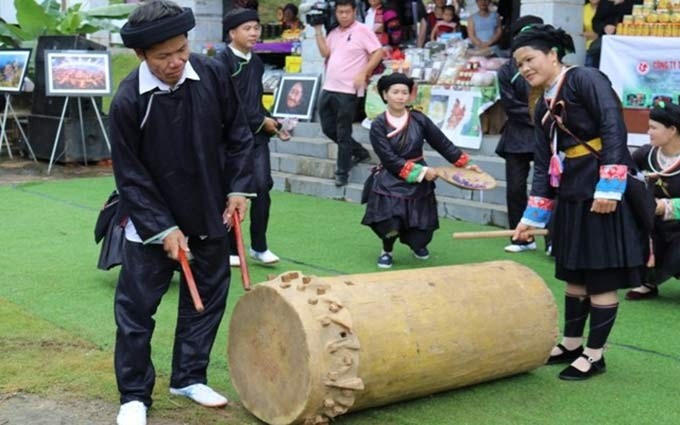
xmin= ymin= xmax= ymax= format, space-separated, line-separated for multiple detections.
xmin=416 ymin=166 xmax=429 ymax=183
xmin=398 ymin=161 xmax=416 ymax=181
xmin=664 ymin=198 xmax=680 ymax=221
xmin=594 ymin=164 xmax=627 ymax=200
xmin=228 ymin=192 xmax=257 ymax=198
xmin=521 ymin=196 xmax=555 ymax=227
xmin=143 ymin=226 xmax=179 ymax=245
xmin=255 ymin=119 xmax=266 ymax=134
xmin=453 ymin=152 xmax=470 ymax=168
xmin=405 ymin=164 xmax=424 ymax=183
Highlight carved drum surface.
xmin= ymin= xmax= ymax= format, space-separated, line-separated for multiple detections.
xmin=228 ymin=261 xmax=558 ymax=425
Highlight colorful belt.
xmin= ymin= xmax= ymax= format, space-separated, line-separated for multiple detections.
xmin=564 ymin=138 xmax=602 ymax=159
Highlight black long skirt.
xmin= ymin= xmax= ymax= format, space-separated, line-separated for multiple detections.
xmin=551 ymin=198 xmax=645 ymax=294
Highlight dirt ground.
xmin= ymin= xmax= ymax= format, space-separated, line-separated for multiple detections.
xmin=0 ymin=392 xmax=191 ymax=425
xmin=0 ymin=156 xmax=187 ymax=425
xmin=0 ymin=156 xmax=114 ymax=185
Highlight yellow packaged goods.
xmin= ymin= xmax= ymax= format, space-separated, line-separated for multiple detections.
xmin=646 ymin=12 xmax=658 ymax=23
xmin=623 ymin=14 xmax=634 ymax=24
xmin=632 ymin=4 xmax=644 ymax=16
xmin=658 ymin=9 xmax=671 ymax=22
xmin=284 ymin=55 xmax=302 ymax=73
xmin=262 ymin=94 xmax=274 ymax=111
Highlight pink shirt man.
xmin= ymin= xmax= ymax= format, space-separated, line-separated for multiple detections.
xmin=323 ymin=21 xmax=382 ymax=95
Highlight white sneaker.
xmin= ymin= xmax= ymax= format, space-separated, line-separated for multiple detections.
xmin=249 ymin=248 xmax=280 ymax=264
xmin=116 ymin=401 xmax=147 ymax=425
xmin=169 ymin=383 xmax=228 ymax=407
xmin=229 ymin=255 xmax=240 ymax=267
xmin=504 ymin=241 xmax=537 ymax=253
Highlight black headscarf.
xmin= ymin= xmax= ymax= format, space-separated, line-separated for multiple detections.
xmin=511 ymin=24 xmax=575 ymax=60
xmin=120 ymin=7 xmax=195 ymax=49
xmin=223 ymin=8 xmax=260 ymax=32
xmin=650 ymin=101 xmax=680 ymax=130
xmin=510 ymin=15 xmax=544 ymax=37
xmin=377 ymin=73 xmax=414 ymax=103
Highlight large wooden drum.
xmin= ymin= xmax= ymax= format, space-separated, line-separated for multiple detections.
xmin=228 ymin=261 xmax=558 ymax=425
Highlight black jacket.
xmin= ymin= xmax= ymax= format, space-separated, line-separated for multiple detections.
xmin=496 ymin=60 xmax=535 ymax=157
xmin=109 ymin=53 xmax=253 ymax=240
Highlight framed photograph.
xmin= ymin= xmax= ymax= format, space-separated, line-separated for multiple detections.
xmin=45 ymin=50 xmax=112 ymax=96
xmin=0 ymin=49 xmax=31 ymax=93
xmin=272 ymin=74 xmax=320 ymax=120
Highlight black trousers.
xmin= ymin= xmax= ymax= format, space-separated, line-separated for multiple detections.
xmin=114 ymin=236 xmax=230 ymax=406
xmin=230 ymin=142 xmax=274 ymax=253
xmin=505 ymin=152 xmax=533 ymax=230
xmin=318 ymin=90 xmax=368 ymax=179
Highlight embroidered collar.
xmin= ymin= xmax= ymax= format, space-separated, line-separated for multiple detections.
xmin=229 ymin=44 xmax=252 ymax=62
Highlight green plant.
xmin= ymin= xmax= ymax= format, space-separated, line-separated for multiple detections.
xmin=0 ymin=0 xmax=136 ymax=48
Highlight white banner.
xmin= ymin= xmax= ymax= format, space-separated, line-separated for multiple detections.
xmin=600 ymin=35 xmax=680 ymax=145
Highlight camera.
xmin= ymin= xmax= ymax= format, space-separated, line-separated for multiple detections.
xmin=305 ymin=1 xmax=338 ymax=32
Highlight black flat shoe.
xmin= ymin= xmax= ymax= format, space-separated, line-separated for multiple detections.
xmin=546 ymin=344 xmax=584 ymax=365
xmin=558 ymin=354 xmax=606 ymax=381
xmin=625 ymin=285 xmax=659 ymax=301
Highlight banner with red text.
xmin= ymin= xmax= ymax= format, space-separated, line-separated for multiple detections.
xmin=600 ymin=35 xmax=680 ymax=144
xmin=601 ymin=35 xmax=680 ymax=108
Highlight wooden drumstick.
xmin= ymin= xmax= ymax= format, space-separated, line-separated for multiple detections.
xmin=452 ymin=229 xmax=549 ymax=240
xmin=232 ymin=210 xmax=251 ymax=291
xmin=177 ymin=250 xmax=205 ymax=312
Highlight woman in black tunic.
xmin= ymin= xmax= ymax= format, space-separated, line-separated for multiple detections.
xmin=626 ymin=101 xmax=680 ymax=300
xmin=511 ymin=25 xmax=645 ymax=380
xmin=361 ymin=73 xmax=479 ymax=268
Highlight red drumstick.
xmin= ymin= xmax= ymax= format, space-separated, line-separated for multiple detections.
xmin=177 ymin=250 xmax=205 ymax=312
xmin=232 ymin=210 xmax=251 ymax=291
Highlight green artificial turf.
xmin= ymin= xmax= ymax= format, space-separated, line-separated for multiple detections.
xmin=1 ymin=177 xmax=679 ymax=424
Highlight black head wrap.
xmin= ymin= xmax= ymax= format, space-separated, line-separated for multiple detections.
xmin=121 ymin=7 xmax=195 ymax=49
xmin=511 ymin=24 xmax=575 ymax=60
xmin=283 ymin=3 xmax=299 ymax=16
xmin=223 ymin=8 xmax=260 ymax=32
xmin=510 ymin=15 xmax=543 ymax=37
xmin=377 ymin=73 xmax=414 ymax=103
xmin=650 ymin=101 xmax=680 ymax=129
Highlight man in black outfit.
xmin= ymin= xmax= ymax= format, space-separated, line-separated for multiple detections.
xmin=218 ymin=8 xmax=282 ymax=265
xmin=110 ymin=2 xmax=252 ymax=424
xmin=496 ymin=15 xmax=543 ymax=253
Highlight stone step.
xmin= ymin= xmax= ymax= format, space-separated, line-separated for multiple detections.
xmin=271 ymin=152 xmax=511 ymax=206
xmin=288 ymin=122 xmax=503 ymax=156
xmin=272 ymin=138 xmax=511 ymax=181
xmin=271 ymin=171 xmax=508 ymax=227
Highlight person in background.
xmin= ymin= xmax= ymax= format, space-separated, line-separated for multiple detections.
xmin=425 ymin=0 xmax=446 ymax=40
xmin=364 ymin=0 xmax=389 ymax=47
xmin=626 ymin=101 xmax=680 ymax=300
xmin=362 ymin=73 xmax=481 ymax=268
xmin=467 ymin=0 xmax=503 ymax=51
xmin=589 ymin=0 xmax=634 ymax=67
xmin=282 ymin=3 xmax=305 ymax=31
xmin=218 ymin=8 xmax=282 ymax=266
xmin=385 ymin=0 xmax=429 ymax=47
xmin=110 ymin=2 xmax=252 ymax=424
xmin=512 ymin=25 xmax=645 ymax=381
xmin=583 ymin=0 xmax=600 ymax=67
xmin=496 ymin=15 xmax=545 ymax=254
xmin=314 ymin=0 xmax=383 ymax=187
xmin=430 ymin=5 xmax=460 ymax=41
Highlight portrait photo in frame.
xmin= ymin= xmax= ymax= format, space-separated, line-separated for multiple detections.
xmin=0 ymin=49 xmax=31 ymax=93
xmin=272 ymin=74 xmax=320 ymax=120
xmin=45 ymin=50 xmax=112 ymax=96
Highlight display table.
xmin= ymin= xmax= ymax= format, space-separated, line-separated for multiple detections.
xmin=600 ymin=35 xmax=680 ymax=146
xmin=253 ymin=40 xmax=296 ymax=54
